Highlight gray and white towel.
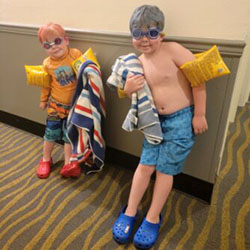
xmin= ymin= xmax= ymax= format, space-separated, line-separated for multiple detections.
xmin=107 ymin=53 xmax=163 ymax=144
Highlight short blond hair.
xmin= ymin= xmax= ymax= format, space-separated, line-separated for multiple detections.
xmin=38 ymin=23 xmax=66 ymax=43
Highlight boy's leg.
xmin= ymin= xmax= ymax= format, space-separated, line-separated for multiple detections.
xmin=63 ymin=142 xmax=72 ymax=165
xmin=60 ymin=119 xmax=81 ymax=178
xmin=132 ymin=171 xmax=173 ymax=248
xmin=146 ymin=171 xmax=173 ymax=223
xmin=112 ymin=163 xmax=155 ymax=244
xmin=125 ymin=164 xmax=155 ymax=217
xmin=43 ymin=117 xmax=61 ymax=161
xmin=43 ymin=140 xmax=55 ymax=161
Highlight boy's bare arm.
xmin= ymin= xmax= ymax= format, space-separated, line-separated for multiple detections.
xmin=192 ymin=84 xmax=208 ymax=134
xmin=168 ymin=42 xmax=195 ymax=67
xmin=169 ymin=42 xmax=208 ymax=134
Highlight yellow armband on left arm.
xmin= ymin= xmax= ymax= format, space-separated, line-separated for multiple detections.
xmin=180 ymin=45 xmax=230 ymax=87
xmin=72 ymin=47 xmax=100 ymax=75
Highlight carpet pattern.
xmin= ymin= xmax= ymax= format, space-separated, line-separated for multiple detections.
xmin=0 ymin=103 xmax=249 ymax=250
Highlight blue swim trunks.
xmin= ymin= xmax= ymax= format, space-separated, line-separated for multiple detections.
xmin=140 ymin=105 xmax=195 ymax=176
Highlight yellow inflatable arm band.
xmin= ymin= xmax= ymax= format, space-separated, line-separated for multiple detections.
xmin=117 ymin=88 xmax=127 ymax=98
xmin=24 ymin=65 xmax=51 ymax=88
xmin=72 ymin=47 xmax=101 ymax=75
xmin=180 ymin=45 xmax=230 ymax=87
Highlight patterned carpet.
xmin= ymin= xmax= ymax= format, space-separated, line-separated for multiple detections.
xmin=0 ymin=103 xmax=249 ymax=250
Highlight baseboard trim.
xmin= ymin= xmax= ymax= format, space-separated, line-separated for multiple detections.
xmin=0 ymin=110 xmax=45 ymax=137
xmin=0 ymin=110 xmax=213 ymax=203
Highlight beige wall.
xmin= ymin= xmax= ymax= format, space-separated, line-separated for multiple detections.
xmin=229 ymin=28 xmax=250 ymax=120
xmin=0 ymin=0 xmax=249 ymax=39
xmin=1 ymin=0 xmax=250 ymax=120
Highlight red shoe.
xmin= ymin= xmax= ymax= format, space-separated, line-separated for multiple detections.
xmin=37 ymin=158 xmax=52 ymax=179
xmin=60 ymin=162 xmax=81 ymax=178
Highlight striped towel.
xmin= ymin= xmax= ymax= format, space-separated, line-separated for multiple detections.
xmin=107 ymin=53 xmax=163 ymax=144
xmin=67 ymin=60 xmax=106 ymax=174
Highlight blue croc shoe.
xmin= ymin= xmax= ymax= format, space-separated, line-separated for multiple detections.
xmin=113 ymin=206 xmax=137 ymax=244
xmin=133 ymin=215 xmax=162 ymax=249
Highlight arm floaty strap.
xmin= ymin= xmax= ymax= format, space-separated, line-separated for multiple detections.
xmin=180 ymin=45 xmax=230 ymax=87
xmin=24 ymin=65 xmax=51 ymax=88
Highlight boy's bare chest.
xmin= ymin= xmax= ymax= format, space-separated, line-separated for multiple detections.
xmin=142 ymin=58 xmax=178 ymax=86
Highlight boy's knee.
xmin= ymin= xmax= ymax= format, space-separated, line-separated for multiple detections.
xmin=137 ymin=164 xmax=155 ymax=176
xmin=156 ymin=170 xmax=174 ymax=180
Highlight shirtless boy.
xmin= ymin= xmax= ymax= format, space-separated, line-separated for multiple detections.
xmin=112 ymin=5 xmax=208 ymax=249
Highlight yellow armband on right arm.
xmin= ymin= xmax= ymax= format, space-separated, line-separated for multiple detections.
xmin=117 ymin=88 xmax=127 ymax=98
xmin=24 ymin=65 xmax=51 ymax=88
xmin=180 ymin=45 xmax=230 ymax=87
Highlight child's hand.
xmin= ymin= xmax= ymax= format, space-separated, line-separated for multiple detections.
xmin=124 ymin=74 xmax=145 ymax=98
xmin=192 ymin=115 xmax=208 ymax=135
xmin=39 ymin=102 xmax=47 ymax=110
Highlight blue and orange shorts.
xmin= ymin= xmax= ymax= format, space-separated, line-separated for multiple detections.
xmin=44 ymin=98 xmax=71 ymax=143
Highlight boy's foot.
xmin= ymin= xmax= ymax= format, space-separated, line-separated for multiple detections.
xmin=60 ymin=162 xmax=81 ymax=178
xmin=37 ymin=158 xmax=52 ymax=179
xmin=113 ymin=206 xmax=137 ymax=244
xmin=133 ymin=215 xmax=162 ymax=249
